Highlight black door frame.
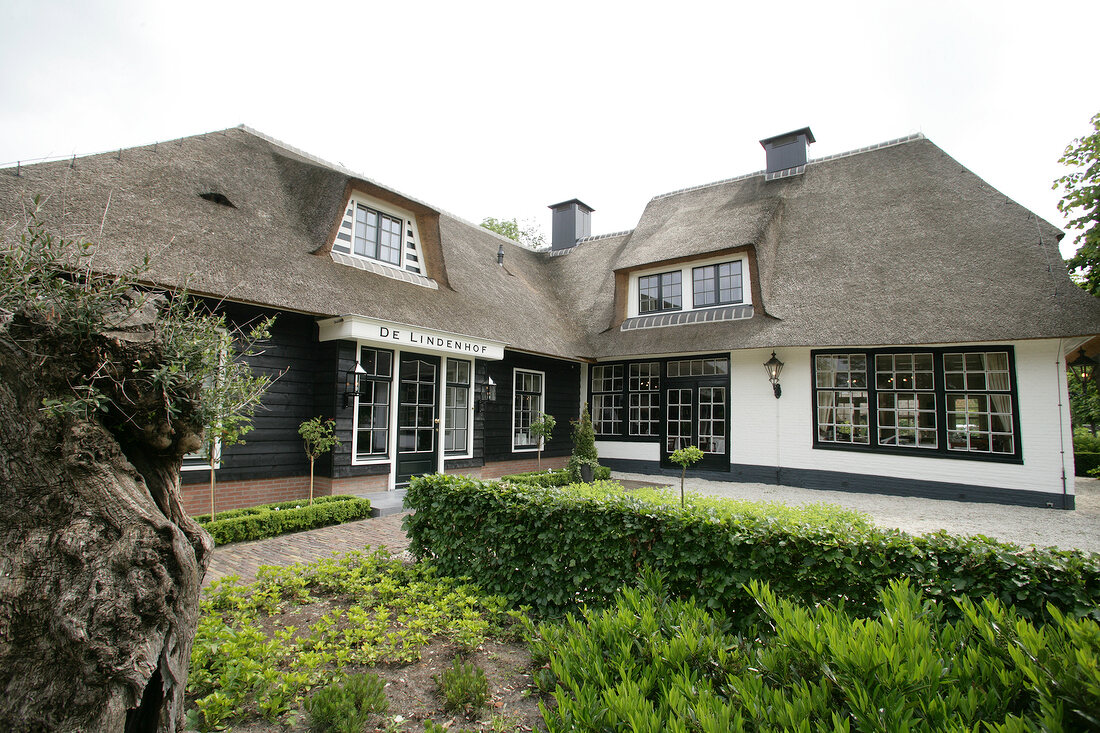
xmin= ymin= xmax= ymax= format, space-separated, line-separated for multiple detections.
xmin=395 ymin=353 xmax=441 ymax=486
xmin=659 ymin=375 xmax=730 ymax=472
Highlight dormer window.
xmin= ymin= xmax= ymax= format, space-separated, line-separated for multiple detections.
xmin=330 ymin=193 xmax=427 ymax=278
xmin=692 ymin=261 xmax=743 ymax=307
xmin=629 ymin=254 xmax=749 ymax=319
xmin=638 ymin=271 xmax=682 ymax=314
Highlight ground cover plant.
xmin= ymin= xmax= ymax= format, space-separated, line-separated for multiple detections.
xmin=187 ymin=548 xmax=546 ymax=732
xmin=195 ymin=494 xmax=372 ymax=545
xmin=405 ymin=474 xmax=1100 ymax=626
xmin=527 ymin=570 xmax=1100 ymax=731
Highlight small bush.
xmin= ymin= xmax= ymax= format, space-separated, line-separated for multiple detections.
xmin=436 ymin=657 xmax=489 ymax=713
xmin=1073 ymin=428 xmax=1100 ymax=453
xmin=198 ymin=496 xmax=372 ymax=545
xmin=1077 ymin=452 xmax=1100 ymax=476
xmin=305 ymin=672 xmax=388 ymax=733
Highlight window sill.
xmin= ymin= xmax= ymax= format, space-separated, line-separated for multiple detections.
xmin=621 ymin=304 xmax=753 ymax=331
xmin=812 ymin=441 xmax=1023 ymax=465
xmin=331 ymin=251 xmax=438 ymax=290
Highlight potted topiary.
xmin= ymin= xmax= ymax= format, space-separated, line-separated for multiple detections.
xmin=567 ymin=403 xmax=601 ymax=483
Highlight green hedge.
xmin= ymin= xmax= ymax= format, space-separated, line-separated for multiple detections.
xmin=192 ymin=494 xmax=360 ymax=524
xmin=500 ymin=466 xmax=611 ymax=487
xmin=1075 ymin=452 xmax=1100 ymax=476
xmin=403 ymin=474 xmax=1100 ymax=628
xmin=198 ymin=495 xmax=372 ymax=545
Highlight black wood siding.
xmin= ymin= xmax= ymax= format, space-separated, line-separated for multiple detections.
xmin=182 ymin=302 xmax=321 ymax=484
xmin=482 ymin=350 xmax=581 ymax=462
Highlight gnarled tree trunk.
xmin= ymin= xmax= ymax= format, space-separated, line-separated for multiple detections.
xmin=0 ymin=310 xmax=212 ymax=732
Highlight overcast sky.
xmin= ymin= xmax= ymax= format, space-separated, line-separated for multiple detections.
xmin=1 ymin=0 xmax=1096 ymax=258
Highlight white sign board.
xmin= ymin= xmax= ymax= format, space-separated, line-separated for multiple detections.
xmin=317 ymin=315 xmax=507 ymax=361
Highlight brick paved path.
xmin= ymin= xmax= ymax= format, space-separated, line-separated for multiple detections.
xmin=202 ymin=512 xmax=411 ymax=588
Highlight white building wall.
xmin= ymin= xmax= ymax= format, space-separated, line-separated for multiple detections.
xmin=731 ymin=340 xmax=1074 ymax=501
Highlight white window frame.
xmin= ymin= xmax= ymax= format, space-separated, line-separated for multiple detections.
xmin=331 ymin=193 xmax=424 ymax=275
xmin=512 ymin=368 xmax=546 ymax=452
xmin=627 ymin=253 xmax=751 ymax=318
xmin=442 ymin=357 xmax=474 ymax=459
xmin=181 ymin=439 xmax=221 ymax=472
xmin=350 ymin=344 xmax=396 ymax=466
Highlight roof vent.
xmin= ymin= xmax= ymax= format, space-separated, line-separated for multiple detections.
xmin=759 ymin=127 xmax=815 ymax=181
xmin=199 ymin=192 xmax=236 ymax=208
xmin=548 ymin=199 xmax=593 ymax=251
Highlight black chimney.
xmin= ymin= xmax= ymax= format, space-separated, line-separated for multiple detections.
xmin=548 ymin=199 xmax=594 ymax=251
xmin=759 ymin=127 xmax=815 ymax=181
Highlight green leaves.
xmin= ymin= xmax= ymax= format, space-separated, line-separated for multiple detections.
xmin=299 ymin=416 xmax=339 ymax=460
xmin=534 ymin=573 xmax=1100 ymax=731
xmin=1056 ymin=111 xmax=1100 ymax=295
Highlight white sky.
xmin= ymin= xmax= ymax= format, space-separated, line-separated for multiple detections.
xmin=1 ymin=0 xmax=1096 ymax=258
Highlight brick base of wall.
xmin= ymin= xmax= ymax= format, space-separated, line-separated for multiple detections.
xmin=185 ymin=455 xmax=571 ymax=515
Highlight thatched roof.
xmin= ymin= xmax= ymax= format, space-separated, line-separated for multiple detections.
xmin=2 ymin=126 xmax=1098 ymax=362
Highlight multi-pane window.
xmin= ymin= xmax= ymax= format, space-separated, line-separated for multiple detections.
xmin=667 ymin=358 xmax=729 ymax=377
xmin=591 ymin=365 xmax=623 ymax=435
xmin=945 ymin=352 xmax=1014 ymax=455
xmin=876 ymin=353 xmax=937 ymax=449
xmin=812 ymin=348 xmax=1019 ymax=460
xmin=353 ymin=204 xmax=403 ymax=265
xmin=355 ymin=347 xmax=393 ymax=460
xmin=445 ymin=359 xmax=471 ymax=455
xmin=815 ymin=354 xmax=870 ymax=444
xmin=638 ymin=271 xmax=682 ymax=314
xmin=666 ymin=388 xmax=693 ymax=452
xmin=692 ymin=261 xmax=743 ymax=307
xmin=513 ymin=369 xmax=544 ymax=450
xmin=697 ymin=386 xmax=727 ymax=454
xmin=628 ymin=362 xmax=660 ymax=436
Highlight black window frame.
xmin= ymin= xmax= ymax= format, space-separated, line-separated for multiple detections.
xmin=335 ymin=202 xmax=403 ymax=267
xmin=691 ymin=260 xmax=744 ymax=308
xmin=638 ymin=270 xmax=682 ymax=314
xmin=810 ymin=346 xmax=1023 ymax=464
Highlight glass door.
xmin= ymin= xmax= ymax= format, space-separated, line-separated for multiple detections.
xmin=660 ymin=357 xmax=729 ymax=471
xmin=396 ymin=354 xmax=440 ymax=486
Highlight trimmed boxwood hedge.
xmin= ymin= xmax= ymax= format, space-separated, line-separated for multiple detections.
xmin=1074 ymin=451 xmax=1100 ymax=476
xmin=403 ymin=474 xmax=1100 ymax=629
xmin=197 ymin=495 xmax=372 ymax=545
xmin=500 ymin=467 xmax=611 ymax=487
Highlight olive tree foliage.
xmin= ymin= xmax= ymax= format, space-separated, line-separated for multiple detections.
xmin=479 ymin=216 xmax=547 ymax=249
xmin=0 ymin=199 xmax=275 ymax=732
xmin=299 ymin=416 xmax=339 ymax=505
xmin=1056 ymin=111 xmax=1100 ymax=295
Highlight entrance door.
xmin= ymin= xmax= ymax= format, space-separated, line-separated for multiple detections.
xmin=396 ymin=354 xmax=440 ymax=486
xmin=661 ymin=376 xmax=729 ymax=472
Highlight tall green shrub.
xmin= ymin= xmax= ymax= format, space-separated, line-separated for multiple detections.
xmin=566 ymin=403 xmax=599 ymax=481
xmin=299 ymin=416 xmax=339 ymax=505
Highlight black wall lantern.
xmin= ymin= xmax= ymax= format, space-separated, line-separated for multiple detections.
xmin=763 ymin=351 xmax=784 ymax=399
xmin=342 ymin=360 xmax=368 ymax=408
xmin=477 ymin=376 xmax=497 ymax=412
xmin=1068 ymin=349 xmax=1098 ymax=385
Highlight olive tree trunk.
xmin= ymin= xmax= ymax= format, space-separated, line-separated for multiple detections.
xmin=0 ymin=315 xmax=212 ymax=732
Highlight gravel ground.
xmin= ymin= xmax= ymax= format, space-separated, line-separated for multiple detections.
xmin=613 ymin=472 xmax=1100 ymax=555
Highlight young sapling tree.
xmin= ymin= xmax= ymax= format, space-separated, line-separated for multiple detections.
xmin=669 ymin=445 xmax=704 ymax=507
xmin=299 ymin=416 xmax=339 ymax=505
xmin=528 ymin=411 xmax=556 ymax=468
